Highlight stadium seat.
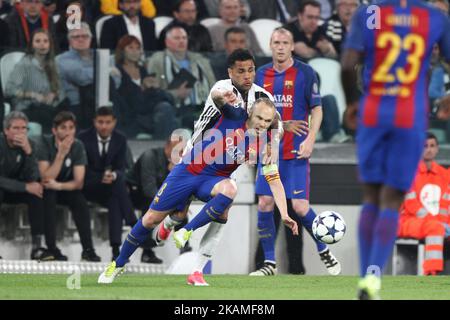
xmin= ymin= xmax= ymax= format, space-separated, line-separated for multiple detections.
xmin=391 ymin=238 xmax=424 ymax=276
xmin=199 ymin=17 xmax=221 ymax=28
xmin=307 ymin=58 xmax=347 ymax=123
xmin=248 ymin=19 xmax=282 ymax=57
xmin=95 ymin=15 xmax=113 ymax=46
xmin=1 ymin=51 xmax=25 ymax=116
xmin=153 ymin=16 xmax=173 ymax=37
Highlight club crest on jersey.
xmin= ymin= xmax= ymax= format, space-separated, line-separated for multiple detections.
xmin=284 ymin=80 xmax=293 ymax=89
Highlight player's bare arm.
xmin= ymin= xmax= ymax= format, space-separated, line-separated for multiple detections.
xmin=296 ymin=106 xmax=322 ymax=159
xmin=341 ymin=49 xmax=363 ymax=131
xmin=263 ymin=164 xmax=298 ymax=235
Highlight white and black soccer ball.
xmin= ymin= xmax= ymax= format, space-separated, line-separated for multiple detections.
xmin=312 ymin=211 xmax=346 ymax=244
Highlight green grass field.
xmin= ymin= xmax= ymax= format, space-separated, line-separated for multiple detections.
xmin=0 ymin=274 xmax=450 ymax=300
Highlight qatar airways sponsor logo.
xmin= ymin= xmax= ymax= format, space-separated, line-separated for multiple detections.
xmin=170 ymin=128 xmax=279 ymax=165
xmin=273 ymin=94 xmax=293 ymax=108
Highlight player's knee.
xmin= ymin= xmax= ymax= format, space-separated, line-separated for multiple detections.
xmin=258 ymin=196 xmax=275 ymax=212
xmin=219 ymin=180 xmax=238 ymax=198
xmin=141 ymin=210 xmax=163 ymax=228
xmin=292 ymin=201 xmax=309 ymax=216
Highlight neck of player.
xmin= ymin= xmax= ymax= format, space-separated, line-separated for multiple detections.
xmin=273 ymin=57 xmax=294 ymax=73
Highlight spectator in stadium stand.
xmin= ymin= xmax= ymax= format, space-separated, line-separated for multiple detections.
xmin=56 ymin=22 xmax=95 ymax=130
xmin=209 ymin=26 xmax=248 ymax=80
xmin=0 ymin=111 xmax=54 ymax=261
xmin=100 ymin=0 xmax=156 ymax=18
xmin=112 ymin=35 xmax=178 ymax=139
xmin=152 ymin=0 xmax=209 ymax=20
xmin=158 ymin=0 xmax=213 ymax=52
xmin=397 ymin=132 xmax=450 ymax=275
xmin=78 ymin=106 xmax=137 ymax=261
xmin=99 ymin=0 xmax=158 ymax=52
xmin=146 ymin=25 xmax=216 ymax=129
xmin=206 ymin=0 xmax=262 ymax=56
xmin=203 ymin=0 xmax=251 ymax=21
xmin=284 ymin=0 xmax=337 ymax=61
xmin=247 ymin=0 xmax=298 ymax=23
xmin=36 ymin=111 xmax=101 ymax=262
xmin=5 ymin=0 xmax=58 ymax=50
xmin=323 ymin=0 xmax=359 ymax=57
xmin=5 ymin=28 xmax=66 ymax=134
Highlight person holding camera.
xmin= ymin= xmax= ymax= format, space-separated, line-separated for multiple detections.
xmin=78 ymin=106 xmax=137 ymax=260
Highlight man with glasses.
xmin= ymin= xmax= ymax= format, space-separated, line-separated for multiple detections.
xmin=284 ymin=0 xmax=336 ymax=61
xmin=158 ymin=0 xmax=212 ymax=52
xmin=56 ymin=22 xmax=95 ymax=130
xmin=100 ymin=0 xmax=158 ymax=52
xmin=6 ymin=0 xmax=57 ymax=49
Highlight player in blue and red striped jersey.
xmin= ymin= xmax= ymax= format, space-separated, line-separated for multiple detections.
xmin=97 ymin=95 xmax=299 ymax=284
xmin=251 ymin=27 xmax=342 ymax=277
xmin=341 ymin=0 xmax=450 ymax=299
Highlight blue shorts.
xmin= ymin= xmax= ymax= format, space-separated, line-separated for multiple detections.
xmin=356 ymin=126 xmax=425 ymax=192
xmin=255 ymin=159 xmax=310 ymax=200
xmin=149 ymin=165 xmax=228 ymax=212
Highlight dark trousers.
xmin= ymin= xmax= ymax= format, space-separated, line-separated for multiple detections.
xmin=0 ymin=189 xmax=45 ymax=237
xmin=84 ymin=175 xmax=137 ymax=247
xmin=255 ymin=200 xmax=306 ymax=274
xmin=43 ymin=190 xmax=94 ymax=251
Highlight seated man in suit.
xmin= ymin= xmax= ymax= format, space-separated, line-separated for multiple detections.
xmin=99 ymin=0 xmax=158 ymax=52
xmin=78 ymin=106 xmax=137 ymax=260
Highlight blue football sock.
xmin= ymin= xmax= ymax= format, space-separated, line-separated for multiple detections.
xmin=116 ymin=219 xmax=151 ymax=267
xmin=184 ymin=193 xmax=233 ymax=231
xmin=300 ymin=208 xmax=327 ymax=252
xmin=358 ymin=203 xmax=379 ymax=277
xmin=367 ymin=208 xmax=399 ymax=276
xmin=257 ymin=210 xmax=276 ymax=263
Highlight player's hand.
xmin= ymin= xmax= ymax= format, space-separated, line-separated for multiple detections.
xmin=12 ymin=133 xmax=32 ymax=155
xmin=295 ymin=137 xmax=314 ymax=159
xmin=282 ymin=215 xmax=299 ymax=236
xmin=437 ymin=94 xmax=450 ymax=120
xmin=283 ymin=120 xmax=309 ymax=136
xmin=43 ymin=179 xmax=62 ymax=191
xmin=57 ymin=136 xmax=74 ymax=158
xmin=211 ymin=89 xmax=237 ymax=107
xmin=102 ymin=170 xmax=115 ymax=184
xmin=25 ymin=182 xmax=43 ymax=198
xmin=344 ymin=102 xmax=358 ymax=131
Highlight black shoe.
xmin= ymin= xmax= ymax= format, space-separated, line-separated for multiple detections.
xmin=81 ymin=248 xmax=101 ymax=262
xmin=179 ymin=241 xmax=192 ymax=255
xmin=31 ymin=248 xmax=55 ymax=261
xmin=49 ymin=247 xmax=68 ymax=261
xmin=141 ymin=249 xmax=163 ymax=264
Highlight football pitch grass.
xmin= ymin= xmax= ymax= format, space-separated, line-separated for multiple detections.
xmin=0 ymin=274 xmax=450 ymax=300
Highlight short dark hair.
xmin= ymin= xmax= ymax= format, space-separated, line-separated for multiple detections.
xmin=227 ymin=49 xmax=255 ymax=68
xmin=298 ymin=0 xmax=321 ymax=13
xmin=173 ymin=0 xmax=195 ymax=12
xmin=53 ymin=111 xmax=77 ymax=128
xmin=224 ymin=26 xmax=246 ymax=42
xmin=426 ymin=131 xmax=439 ymax=145
xmin=95 ymin=106 xmax=116 ymax=118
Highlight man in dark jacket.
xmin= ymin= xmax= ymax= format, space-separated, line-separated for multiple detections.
xmin=78 ymin=107 xmax=137 ymax=260
xmin=158 ymin=0 xmax=213 ymax=52
xmin=5 ymin=0 xmax=57 ymax=50
xmin=0 ymin=111 xmax=53 ymax=260
xmin=99 ymin=0 xmax=158 ymax=52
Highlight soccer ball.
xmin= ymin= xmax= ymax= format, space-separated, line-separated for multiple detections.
xmin=312 ymin=211 xmax=346 ymax=244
